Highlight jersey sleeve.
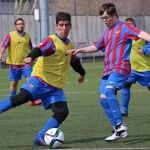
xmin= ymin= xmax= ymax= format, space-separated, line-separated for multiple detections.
xmin=71 ymin=54 xmax=78 ymax=63
xmin=94 ymin=33 xmax=105 ymax=51
xmin=38 ymin=37 xmax=56 ymax=57
xmin=125 ymin=23 xmax=141 ymax=40
xmin=0 ymin=34 xmax=10 ymax=49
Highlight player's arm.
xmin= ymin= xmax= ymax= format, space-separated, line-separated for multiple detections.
xmin=67 ymin=34 xmax=105 ymax=55
xmin=0 ymin=34 xmax=10 ymax=60
xmin=138 ymin=31 xmax=150 ymax=42
xmin=24 ymin=47 xmax=42 ymax=64
xmin=67 ymin=45 xmax=98 ymax=55
xmin=70 ymin=55 xmax=86 ymax=83
xmin=24 ymin=37 xmax=56 ymax=64
xmin=0 ymin=47 xmax=5 ymax=61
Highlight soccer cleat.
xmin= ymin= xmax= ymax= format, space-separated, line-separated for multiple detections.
xmin=105 ymin=123 xmax=128 ymax=142
xmin=121 ymin=113 xmax=128 ymax=117
xmin=29 ymin=100 xmax=42 ymax=106
xmin=34 ymin=136 xmax=46 ymax=146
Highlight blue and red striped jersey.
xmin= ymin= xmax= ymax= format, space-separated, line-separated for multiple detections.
xmin=95 ymin=20 xmax=140 ymax=77
xmin=38 ymin=35 xmax=77 ymax=62
xmin=38 ymin=36 xmax=56 ymax=56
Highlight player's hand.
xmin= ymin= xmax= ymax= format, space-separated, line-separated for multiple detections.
xmin=0 ymin=55 xmax=2 ymax=61
xmin=24 ymin=57 xmax=33 ymax=64
xmin=78 ymin=75 xmax=85 ymax=83
xmin=138 ymin=48 xmax=144 ymax=55
xmin=67 ymin=49 xmax=79 ymax=55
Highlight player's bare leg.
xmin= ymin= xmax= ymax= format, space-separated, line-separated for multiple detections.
xmin=10 ymin=80 xmax=18 ymax=96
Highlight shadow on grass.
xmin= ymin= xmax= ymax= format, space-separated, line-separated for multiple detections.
xmin=66 ymin=136 xmax=106 ymax=144
xmin=123 ymin=134 xmax=150 ymax=145
xmin=0 ymin=144 xmax=35 ymax=150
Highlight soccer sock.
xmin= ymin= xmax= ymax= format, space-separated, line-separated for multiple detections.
xmin=121 ymin=88 xmax=130 ymax=114
xmin=105 ymin=88 xmax=123 ymax=126
xmin=0 ymin=97 xmax=12 ymax=113
xmin=36 ymin=117 xmax=59 ymax=138
xmin=10 ymin=91 xmax=16 ymax=96
xmin=100 ymin=98 xmax=117 ymax=127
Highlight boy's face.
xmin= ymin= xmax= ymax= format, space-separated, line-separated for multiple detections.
xmin=101 ymin=11 xmax=115 ymax=27
xmin=56 ymin=20 xmax=71 ymax=39
xmin=15 ymin=20 xmax=25 ymax=32
xmin=126 ymin=20 xmax=136 ymax=27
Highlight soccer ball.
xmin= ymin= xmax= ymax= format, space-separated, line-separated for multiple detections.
xmin=44 ymin=128 xmax=64 ymax=149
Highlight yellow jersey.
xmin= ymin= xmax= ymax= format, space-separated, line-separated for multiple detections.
xmin=6 ymin=31 xmax=32 ymax=65
xmin=130 ymin=39 xmax=150 ymax=72
xmin=32 ymin=34 xmax=74 ymax=88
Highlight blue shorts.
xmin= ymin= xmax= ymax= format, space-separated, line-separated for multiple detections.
xmin=126 ymin=70 xmax=150 ymax=87
xmin=22 ymin=76 xmax=66 ymax=109
xmin=99 ymin=72 xmax=128 ymax=94
xmin=9 ymin=64 xmax=32 ymax=81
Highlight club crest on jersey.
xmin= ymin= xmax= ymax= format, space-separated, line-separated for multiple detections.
xmin=115 ymin=30 xmax=120 ymax=34
xmin=29 ymin=84 xmax=34 ymax=88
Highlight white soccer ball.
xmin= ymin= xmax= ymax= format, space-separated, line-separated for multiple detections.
xmin=44 ymin=128 xmax=64 ymax=149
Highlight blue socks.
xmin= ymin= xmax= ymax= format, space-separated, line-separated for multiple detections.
xmin=36 ymin=117 xmax=59 ymax=138
xmin=105 ymin=88 xmax=123 ymax=126
xmin=100 ymin=98 xmax=117 ymax=127
xmin=0 ymin=97 xmax=12 ymax=113
xmin=10 ymin=91 xmax=16 ymax=96
xmin=121 ymin=88 xmax=130 ymax=114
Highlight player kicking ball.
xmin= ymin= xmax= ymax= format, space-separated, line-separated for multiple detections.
xmin=0 ymin=12 xmax=85 ymax=146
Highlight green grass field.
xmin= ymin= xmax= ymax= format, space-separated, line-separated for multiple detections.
xmin=0 ymin=62 xmax=150 ymax=150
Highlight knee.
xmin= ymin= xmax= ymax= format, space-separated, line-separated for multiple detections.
xmin=100 ymin=98 xmax=107 ymax=107
xmin=105 ymin=87 xmax=115 ymax=97
xmin=121 ymin=88 xmax=130 ymax=96
xmin=10 ymin=88 xmax=32 ymax=107
xmin=52 ymin=102 xmax=69 ymax=124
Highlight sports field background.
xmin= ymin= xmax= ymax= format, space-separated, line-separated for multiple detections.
xmin=0 ymin=61 xmax=150 ymax=149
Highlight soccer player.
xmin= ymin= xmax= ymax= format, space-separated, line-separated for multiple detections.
xmin=0 ymin=18 xmax=41 ymax=106
xmin=0 ymin=12 xmax=86 ymax=146
xmin=121 ymin=18 xmax=150 ymax=117
xmin=67 ymin=3 xmax=150 ymax=141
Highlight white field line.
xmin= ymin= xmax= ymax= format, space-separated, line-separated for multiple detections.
xmin=0 ymin=89 xmax=148 ymax=93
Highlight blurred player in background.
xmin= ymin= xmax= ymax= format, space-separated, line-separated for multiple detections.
xmin=0 ymin=18 xmax=41 ymax=106
xmin=0 ymin=12 xmax=86 ymax=146
xmin=121 ymin=18 xmax=150 ymax=117
xmin=68 ymin=3 xmax=150 ymax=142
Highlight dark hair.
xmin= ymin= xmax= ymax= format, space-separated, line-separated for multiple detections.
xmin=56 ymin=12 xmax=71 ymax=24
xmin=125 ymin=17 xmax=136 ymax=27
xmin=99 ymin=3 xmax=119 ymax=18
xmin=15 ymin=18 xmax=24 ymax=25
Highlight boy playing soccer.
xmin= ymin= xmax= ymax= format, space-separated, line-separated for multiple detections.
xmin=0 ymin=12 xmax=86 ymax=146
xmin=68 ymin=3 xmax=150 ymax=141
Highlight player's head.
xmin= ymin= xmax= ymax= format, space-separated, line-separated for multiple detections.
xmin=99 ymin=3 xmax=119 ymax=27
xmin=125 ymin=17 xmax=136 ymax=27
xmin=15 ymin=18 xmax=25 ymax=33
xmin=55 ymin=12 xmax=72 ymax=39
